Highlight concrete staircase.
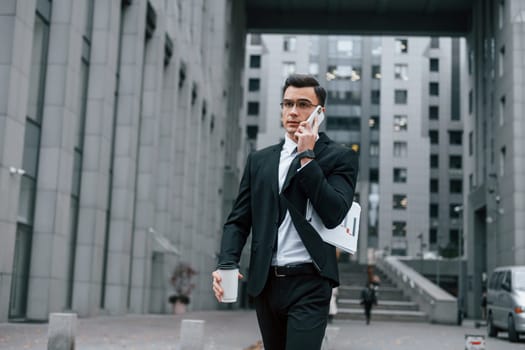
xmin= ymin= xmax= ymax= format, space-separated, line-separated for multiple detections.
xmin=335 ymin=262 xmax=427 ymax=322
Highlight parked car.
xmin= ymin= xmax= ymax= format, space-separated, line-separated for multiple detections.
xmin=486 ymin=265 xmax=525 ymax=342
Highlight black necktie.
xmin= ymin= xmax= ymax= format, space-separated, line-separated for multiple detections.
xmin=278 ymin=148 xmax=298 ymax=226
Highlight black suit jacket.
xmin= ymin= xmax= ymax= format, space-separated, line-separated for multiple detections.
xmin=218 ymin=133 xmax=359 ymax=297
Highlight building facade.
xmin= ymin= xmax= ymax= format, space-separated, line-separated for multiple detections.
xmin=464 ymin=0 xmax=525 ymax=318
xmin=242 ymin=1 xmax=525 ymax=320
xmin=0 ymin=0 xmax=246 ymax=322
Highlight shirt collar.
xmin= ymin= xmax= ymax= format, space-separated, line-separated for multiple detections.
xmin=282 ymin=133 xmax=320 ymax=155
xmin=283 ymin=134 xmax=297 ymax=155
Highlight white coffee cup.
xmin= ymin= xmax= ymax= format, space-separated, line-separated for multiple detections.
xmin=218 ymin=268 xmax=239 ymax=303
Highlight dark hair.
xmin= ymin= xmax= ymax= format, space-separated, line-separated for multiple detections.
xmin=282 ymin=74 xmax=326 ymax=106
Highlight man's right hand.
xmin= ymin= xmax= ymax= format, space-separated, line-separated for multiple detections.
xmin=212 ymin=270 xmax=224 ymax=302
xmin=212 ymin=270 xmax=244 ymax=302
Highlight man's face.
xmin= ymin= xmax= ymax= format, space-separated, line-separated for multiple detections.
xmin=281 ymin=86 xmax=319 ymax=138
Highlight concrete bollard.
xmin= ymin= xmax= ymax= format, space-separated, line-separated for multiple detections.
xmin=47 ymin=313 xmax=77 ymax=350
xmin=180 ymin=319 xmax=206 ymax=350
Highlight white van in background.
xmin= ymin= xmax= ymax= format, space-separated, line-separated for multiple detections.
xmin=486 ymin=266 xmax=525 ymax=342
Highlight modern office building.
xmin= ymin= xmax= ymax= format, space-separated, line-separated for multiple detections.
xmin=243 ymin=34 xmax=466 ymax=263
xmin=463 ymin=0 xmax=525 ymax=318
xmin=0 ymin=0 xmax=246 ymax=322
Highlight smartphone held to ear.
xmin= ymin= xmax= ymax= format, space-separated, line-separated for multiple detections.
xmin=306 ymin=105 xmax=325 ymax=127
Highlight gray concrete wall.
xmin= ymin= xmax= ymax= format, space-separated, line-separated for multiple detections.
xmin=0 ymin=0 xmax=246 ymax=321
xmin=0 ymin=0 xmax=37 ymax=322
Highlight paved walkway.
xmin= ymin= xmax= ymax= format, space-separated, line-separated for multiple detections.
xmin=0 ymin=310 xmax=523 ymax=349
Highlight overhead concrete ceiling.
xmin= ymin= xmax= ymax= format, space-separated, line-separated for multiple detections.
xmin=245 ymin=0 xmax=475 ymax=36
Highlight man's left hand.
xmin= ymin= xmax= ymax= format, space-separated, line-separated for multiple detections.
xmin=295 ymin=116 xmax=319 ymax=165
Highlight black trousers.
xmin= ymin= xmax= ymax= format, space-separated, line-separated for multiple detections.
xmin=364 ymin=303 xmax=372 ymax=323
xmin=254 ymin=271 xmax=332 ymax=350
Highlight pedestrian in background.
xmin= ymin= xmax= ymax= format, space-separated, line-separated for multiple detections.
xmin=480 ymin=287 xmax=487 ymax=321
xmin=360 ymin=282 xmax=378 ymax=325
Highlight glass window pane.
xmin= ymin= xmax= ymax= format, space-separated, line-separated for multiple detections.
xmin=393 ymin=194 xmax=408 ymax=209
xmin=449 ymin=155 xmax=462 ymax=169
xmin=9 ymin=225 xmax=32 ymax=317
xmin=430 ymin=228 xmax=437 ymax=243
xmin=393 ymin=141 xmax=407 ymax=157
xmin=248 ymin=78 xmax=260 ymax=92
xmin=372 ymin=65 xmax=381 ymax=79
xmin=430 ymin=58 xmax=439 ymax=72
xmin=369 ymin=143 xmax=379 ymax=156
xmin=450 ymin=180 xmax=463 ymax=193
xmin=392 ymin=221 xmax=407 ymax=237
xmin=27 ymin=16 xmax=48 ymax=123
xmin=449 ymin=131 xmax=462 ymax=145
xmin=430 ymin=204 xmax=438 ymax=217
xmin=393 ymin=168 xmax=407 ymax=183
xmin=429 ymin=105 xmax=439 ymax=120
xmin=83 ymin=0 xmax=94 ymax=41
xmin=21 ymin=121 xmax=41 ymax=178
xmin=326 ymin=64 xmax=356 ymax=80
xmin=326 ymin=117 xmax=360 ymax=131
xmin=72 ymin=150 xmax=82 ymax=197
xmin=429 ymin=130 xmax=439 ymax=144
xmin=394 ymin=90 xmax=407 ymax=104
xmin=247 ymin=102 xmax=259 ymax=115
xmin=249 ymin=55 xmax=261 ymax=68
xmin=431 ymin=154 xmax=439 ymax=168
xmin=283 ymin=36 xmax=296 ymax=52
xmin=17 ymin=176 xmax=36 ymax=225
xmin=75 ymin=61 xmax=89 ymax=149
xmin=429 ymin=82 xmax=439 ymax=96
xmin=394 ymin=64 xmax=408 ymax=80
xmin=369 ymin=116 xmax=379 ymax=130
xmin=395 ymin=38 xmax=408 ymax=53
xmin=371 ymin=90 xmax=380 ymax=104
xmin=393 ymin=115 xmax=408 ymax=131
xmin=430 ymin=179 xmax=439 ymax=192
xmin=250 ymin=34 xmax=261 ymax=45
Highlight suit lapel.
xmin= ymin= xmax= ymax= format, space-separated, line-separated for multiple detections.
xmin=313 ymin=132 xmax=329 ymax=157
xmin=270 ymin=141 xmax=283 ymax=202
xmin=282 ymin=156 xmax=299 ymax=193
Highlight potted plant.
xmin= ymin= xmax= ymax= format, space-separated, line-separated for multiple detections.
xmin=169 ymin=262 xmax=197 ymax=314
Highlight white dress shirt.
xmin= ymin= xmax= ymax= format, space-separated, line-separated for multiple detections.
xmin=271 ymin=134 xmax=313 ymax=266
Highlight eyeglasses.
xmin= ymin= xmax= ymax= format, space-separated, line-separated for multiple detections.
xmin=280 ymin=99 xmax=316 ymax=110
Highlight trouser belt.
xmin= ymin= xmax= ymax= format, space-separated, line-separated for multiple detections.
xmin=272 ymin=263 xmax=317 ymax=277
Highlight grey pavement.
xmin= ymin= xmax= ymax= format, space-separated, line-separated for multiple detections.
xmin=0 ymin=310 xmax=523 ymax=350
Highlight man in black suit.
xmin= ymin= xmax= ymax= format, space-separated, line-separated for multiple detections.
xmin=212 ymin=74 xmax=359 ymax=350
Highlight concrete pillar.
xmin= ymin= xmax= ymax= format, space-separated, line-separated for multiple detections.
xmin=152 ymin=4 xmax=180 ymax=314
xmin=0 ymin=0 xmax=37 ymax=322
xmin=129 ymin=0 xmax=165 ymax=313
xmin=47 ymin=312 xmax=77 ymax=350
xmin=104 ymin=0 xmax=147 ymax=315
xmin=72 ymin=0 xmax=121 ymax=317
xmin=27 ymin=0 xmax=86 ymax=320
